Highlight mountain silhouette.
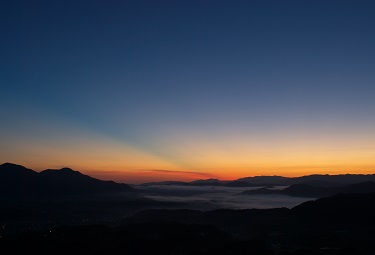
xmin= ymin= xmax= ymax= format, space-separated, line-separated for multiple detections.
xmin=242 ymin=181 xmax=375 ymax=197
xmin=0 ymin=162 xmax=37 ymax=177
xmin=0 ymin=163 xmax=39 ymax=195
xmin=123 ymin=191 xmax=375 ymax=236
xmin=291 ymin=192 xmax=375 ymax=224
xmin=239 ymin=174 xmax=375 ymax=186
xmin=189 ymin=178 xmax=225 ymax=186
xmin=0 ymin=163 xmax=134 ymax=198
xmin=143 ymin=174 xmax=375 ymax=188
xmin=2 ymin=163 xmax=375 ymax=254
xmin=142 ymin=179 xmax=264 ymax=187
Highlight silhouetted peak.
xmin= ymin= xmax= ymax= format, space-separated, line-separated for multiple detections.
xmin=190 ymin=178 xmax=220 ymax=183
xmin=40 ymin=167 xmax=83 ymax=176
xmin=1 ymin=162 xmax=17 ymax=166
xmin=59 ymin=167 xmax=79 ymax=173
xmin=1 ymin=162 xmax=27 ymax=169
xmin=0 ymin=162 xmax=37 ymax=175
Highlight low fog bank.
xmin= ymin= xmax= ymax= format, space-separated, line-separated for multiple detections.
xmin=134 ymin=184 xmax=312 ymax=210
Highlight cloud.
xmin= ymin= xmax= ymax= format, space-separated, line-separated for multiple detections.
xmin=138 ymin=185 xmax=313 ymax=210
xmin=146 ymin=169 xmax=214 ymax=178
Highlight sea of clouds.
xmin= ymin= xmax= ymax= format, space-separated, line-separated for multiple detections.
xmin=135 ymin=184 xmax=314 ymax=210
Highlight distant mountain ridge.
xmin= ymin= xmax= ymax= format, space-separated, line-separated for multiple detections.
xmin=141 ymin=179 xmax=260 ymax=187
xmin=0 ymin=163 xmax=134 ymax=197
xmin=141 ymin=173 xmax=375 ymax=187
xmin=239 ymin=174 xmax=375 ymax=186
xmin=242 ymin=181 xmax=375 ymax=197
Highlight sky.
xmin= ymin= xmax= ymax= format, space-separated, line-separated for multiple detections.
xmin=1 ymin=0 xmax=375 ymax=183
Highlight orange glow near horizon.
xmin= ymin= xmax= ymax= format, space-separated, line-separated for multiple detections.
xmin=2 ymin=137 xmax=375 ymax=184
xmin=3 ymin=141 xmax=375 ymax=183
xmin=2 ymin=156 xmax=375 ymax=184
xmin=9 ymin=161 xmax=375 ymax=184
xmin=82 ymin=163 xmax=375 ymax=184
xmin=1 ymin=114 xmax=375 ymax=184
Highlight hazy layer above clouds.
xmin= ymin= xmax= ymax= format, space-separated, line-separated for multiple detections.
xmin=135 ymin=185 xmax=313 ymax=210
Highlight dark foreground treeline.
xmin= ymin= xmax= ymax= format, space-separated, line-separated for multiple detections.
xmin=2 ymin=192 xmax=375 ymax=255
xmin=1 ymin=223 xmax=274 ymax=255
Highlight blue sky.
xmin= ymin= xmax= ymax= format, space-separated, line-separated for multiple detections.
xmin=1 ymin=0 xmax=375 ymax=183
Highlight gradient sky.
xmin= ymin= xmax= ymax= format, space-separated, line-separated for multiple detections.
xmin=1 ymin=0 xmax=375 ymax=183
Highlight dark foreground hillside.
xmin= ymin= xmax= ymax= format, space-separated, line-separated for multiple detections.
xmin=0 ymin=163 xmax=134 ymax=197
xmin=1 ymin=192 xmax=375 ymax=255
